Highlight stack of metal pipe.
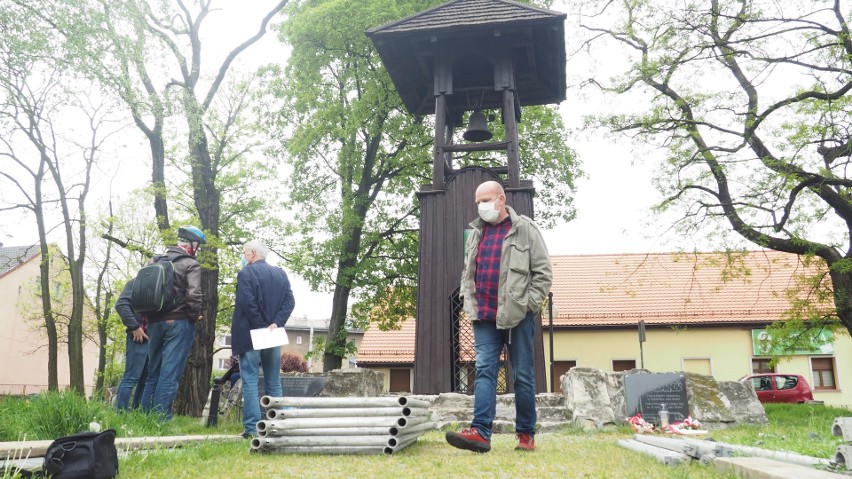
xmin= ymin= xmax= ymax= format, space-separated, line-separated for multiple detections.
xmin=250 ymin=396 xmax=434 ymax=455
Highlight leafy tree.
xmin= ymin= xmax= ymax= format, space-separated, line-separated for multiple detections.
xmin=576 ymin=0 xmax=851 ymax=340
xmin=0 ymin=2 xmax=122 ymax=393
xmin=264 ymin=0 xmax=579 ymax=370
xmin=12 ymin=0 xmax=288 ymax=414
xmin=89 ymin=0 xmax=288 ymax=415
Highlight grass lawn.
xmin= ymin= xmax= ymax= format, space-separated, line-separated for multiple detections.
xmin=1 ymin=394 xmax=848 ymax=478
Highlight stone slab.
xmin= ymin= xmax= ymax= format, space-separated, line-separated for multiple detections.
xmin=625 ymin=372 xmax=689 ymax=423
xmin=0 ymin=434 xmax=242 ymax=459
xmin=714 ymin=457 xmax=846 ymax=479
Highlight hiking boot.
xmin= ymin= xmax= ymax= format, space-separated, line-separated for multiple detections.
xmin=515 ymin=433 xmax=535 ymax=451
xmin=445 ymin=428 xmax=491 ymax=453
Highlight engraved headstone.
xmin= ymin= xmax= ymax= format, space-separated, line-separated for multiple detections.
xmin=625 ymin=372 xmax=689 ymax=423
xmin=281 ymin=376 xmax=327 ymax=397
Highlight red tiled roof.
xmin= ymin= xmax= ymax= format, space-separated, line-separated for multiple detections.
xmin=356 ymin=250 xmax=830 ymax=364
xmin=550 ymin=250 xmax=827 ymax=327
xmin=357 ymin=316 xmax=417 ymax=364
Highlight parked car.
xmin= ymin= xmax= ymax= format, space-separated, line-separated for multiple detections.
xmin=741 ymin=373 xmax=815 ymax=403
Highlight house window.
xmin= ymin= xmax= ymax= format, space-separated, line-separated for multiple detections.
xmin=811 ymin=357 xmax=837 ymax=390
xmin=752 ymin=358 xmax=774 ymax=374
xmin=220 ymin=335 xmax=232 ymax=346
xmin=296 ymin=336 xmax=303 ymax=345
xmin=612 ymin=359 xmax=636 ymax=372
xmin=217 ymin=358 xmax=228 ymax=370
xmin=552 ymin=360 xmax=577 ymax=392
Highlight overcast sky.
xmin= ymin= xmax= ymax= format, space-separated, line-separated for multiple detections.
xmin=0 ymin=0 xmax=701 ymax=321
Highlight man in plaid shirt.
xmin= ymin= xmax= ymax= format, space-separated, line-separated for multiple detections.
xmin=447 ymin=180 xmax=553 ymax=453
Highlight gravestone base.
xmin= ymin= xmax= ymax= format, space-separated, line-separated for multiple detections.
xmin=561 ymin=368 xmax=767 ymax=429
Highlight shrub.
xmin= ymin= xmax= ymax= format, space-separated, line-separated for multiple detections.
xmin=281 ymin=352 xmax=308 ymax=373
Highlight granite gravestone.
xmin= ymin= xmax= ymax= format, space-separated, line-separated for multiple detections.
xmin=281 ymin=376 xmax=327 ymax=397
xmin=258 ymin=374 xmax=327 ymax=397
xmin=624 ymin=372 xmax=689 ymax=424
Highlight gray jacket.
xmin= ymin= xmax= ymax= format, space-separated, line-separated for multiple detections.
xmin=460 ymin=205 xmax=552 ymax=330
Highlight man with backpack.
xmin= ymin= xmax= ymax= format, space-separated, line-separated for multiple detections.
xmin=140 ymin=225 xmax=206 ymax=420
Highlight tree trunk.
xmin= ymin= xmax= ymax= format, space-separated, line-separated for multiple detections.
xmin=51 ymin=171 xmax=86 ymax=395
xmin=37 ymin=241 xmax=58 ymax=392
xmin=149 ymin=134 xmax=170 ymax=231
xmin=95 ymin=290 xmax=112 ymax=400
xmin=175 ymin=100 xmax=220 ymax=417
xmin=33 ymin=177 xmax=59 ymax=392
xmin=67 ymin=257 xmax=85 ymax=394
xmin=323 ymin=282 xmax=352 ymax=371
xmin=828 ymin=263 xmax=852 ymax=334
xmin=323 ymin=216 xmax=364 ymax=372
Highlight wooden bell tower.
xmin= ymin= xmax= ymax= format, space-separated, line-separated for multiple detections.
xmin=367 ymin=0 xmax=566 ymax=394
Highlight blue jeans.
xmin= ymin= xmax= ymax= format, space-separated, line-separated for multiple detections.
xmin=240 ymin=346 xmax=282 ymax=435
xmin=471 ymin=312 xmax=537 ymax=441
xmin=141 ymin=319 xmax=195 ymax=419
xmin=116 ymin=331 xmax=148 ymax=410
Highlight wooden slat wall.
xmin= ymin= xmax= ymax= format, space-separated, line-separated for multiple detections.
xmin=413 ymin=166 xmax=547 ymax=394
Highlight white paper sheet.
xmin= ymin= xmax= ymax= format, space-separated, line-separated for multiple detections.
xmin=250 ymin=327 xmax=289 ymax=350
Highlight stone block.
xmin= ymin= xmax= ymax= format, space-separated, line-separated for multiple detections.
xmin=560 ymin=368 xmax=767 ymax=429
xmin=317 ymin=368 xmax=383 ymax=397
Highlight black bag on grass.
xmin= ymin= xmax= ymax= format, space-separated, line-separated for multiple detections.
xmin=42 ymin=429 xmax=118 ymax=479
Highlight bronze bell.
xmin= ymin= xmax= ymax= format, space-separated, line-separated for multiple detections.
xmin=463 ymin=110 xmax=493 ymax=142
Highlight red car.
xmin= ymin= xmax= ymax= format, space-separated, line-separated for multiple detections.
xmin=742 ymin=373 xmax=815 ymax=403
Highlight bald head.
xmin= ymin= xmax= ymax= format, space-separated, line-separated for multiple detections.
xmin=475 ymin=180 xmax=504 ymax=198
xmin=475 ymin=180 xmax=509 ymax=224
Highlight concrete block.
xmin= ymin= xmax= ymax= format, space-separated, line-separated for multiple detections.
xmin=832 ymin=417 xmax=852 ymax=442
xmin=714 ymin=457 xmax=845 ymax=479
xmin=834 ymin=444 xmax=852 ymax=470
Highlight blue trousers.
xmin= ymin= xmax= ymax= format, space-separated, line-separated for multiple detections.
xmin=471 ymin=312 xmax=537 ymax=441
xmin=141 ymin=319 xmax=195 ymax=419
xmin=116 ymin=331 xmax=148 ymax=410
xmin=240 ymin=346 xmax=282 ymax=435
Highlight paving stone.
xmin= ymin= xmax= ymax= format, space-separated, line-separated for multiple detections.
xmin=714 ymin=457 xmax=846 ymax=479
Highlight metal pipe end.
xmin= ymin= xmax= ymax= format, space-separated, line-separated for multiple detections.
xmin=260 ymin=395 xmax=272 ymax=408
xmin=251 ymin=438 xmax=261 ymax=449
xmin=383 ymin=446 xmax=394 ymax=455
xmin=257 ymin=420 xmax=267 ymax=432
xmin=267 ymin=409 xmax=278 ymax=419
xmin=402 ymin=407 xmax=411 ymax=416
xmin=398 ymin=418 xmax=407 ymax=427
xmin=390 ymin=427 xmax=400 ymax=436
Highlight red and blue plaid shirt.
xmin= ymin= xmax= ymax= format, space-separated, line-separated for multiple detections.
xmin=474 ymin=216 xmax=512 ymax=321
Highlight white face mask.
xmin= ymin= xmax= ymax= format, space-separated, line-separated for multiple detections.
xmin=478 ymin=200 xmax=500 ymax=223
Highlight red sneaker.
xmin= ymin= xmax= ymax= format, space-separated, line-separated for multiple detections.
xmin=445 ymin=428 xmax=491 ymax=453
xmin=515 ymin=433 xmax=535 ymax=451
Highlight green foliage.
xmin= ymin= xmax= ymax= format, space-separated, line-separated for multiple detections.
xmin=0 ymin=400 xmax=836 ymax=478
xmin=261 ymin=0 xmax=580 ymax=356
xmin=0 ymin=392 xmax=100 ymax=442
xmin=576 ymin=0 xmax=852 ymax=335
xmin=0 ymin=391 xmax=229 ymax=444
